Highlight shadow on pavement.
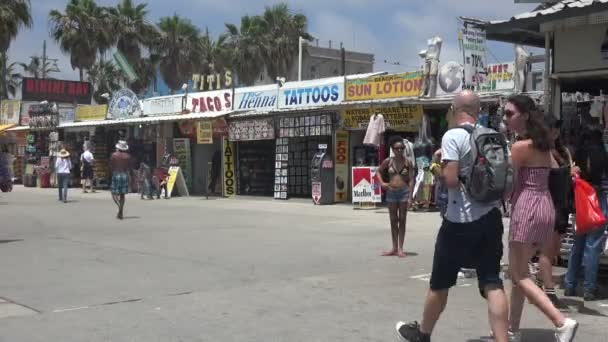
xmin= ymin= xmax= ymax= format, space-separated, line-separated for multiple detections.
xmin=468 ymin=328 xmax=555 ymax=342
xmin=0 ymin=239 xmax=23 ymax=244
xmin=123 ymin=216 xmax=141 ymax=220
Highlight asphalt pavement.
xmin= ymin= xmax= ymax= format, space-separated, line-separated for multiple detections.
xmin=0 ymin=186 xmax=607 ymax=341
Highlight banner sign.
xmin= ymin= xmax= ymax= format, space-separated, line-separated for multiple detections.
xmin=460 ymin=23 xmax=487 ymax=88
xmin=58 ymin=105 xmax=75 ymax=124
xmin=191 ymin=70 xmax=233 ymax=91
xmin=187 ymin=90 xmax=232 ymax=114
xmin=107 ymin=88 xmax=142 ymax=119
xmin=229 ymin=118 xmax=275 ymax=141
xmin=75 ymin=104 xmax=107 ymax=121
xmin=113 ymin=50 xmax=138 ymax=83
xmin=480 ymin=62 xmax=515 ymax=91
xmin=234 ymin=84 xmax=278 ymax=111
xmin=279 ymin=77 xmax=343 ymax=109
xmin=341 ymin=105 xmax=423 ymax=132
xmin=346 ymin=72 xmax=422 ymax=101
xmin=0 ymin=100 xmax=21 ymax=125
xmin=352 ymin=167 xmax=382 ymax=203
xmin=222 ymin=136 xmax=236 ymax=197
xmin=334 ymin=130 xmax=349 ymax=202
xmin=196 ymin=121 xmax=213 ymax=144
xmin=21 ymin=77 xmax=92 ymax=104
xmin=142 ymin=95 xmax=183 ymax=116
xmin=172 ymin=138 xmax=192 ymax=189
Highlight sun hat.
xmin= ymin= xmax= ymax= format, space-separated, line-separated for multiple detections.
xmin=115 ymin=140 xmax=129 ymax=151
xmin=58 ymin=149 xmax=70 ymax=158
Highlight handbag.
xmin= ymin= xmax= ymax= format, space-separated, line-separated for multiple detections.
xmin=574 ymin=175 xmax=607 ymax=234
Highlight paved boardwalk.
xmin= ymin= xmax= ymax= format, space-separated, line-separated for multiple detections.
xmin=0 ymin=187 xmax=607 ymax=341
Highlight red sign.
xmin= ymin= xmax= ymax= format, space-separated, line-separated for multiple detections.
xmin=312 ymin=182 xmax=321 ymax=205
xmin=21 ymin=78 xmax=92 ymax=104
xmin=188 ymin=90 xmax=232 ymax=114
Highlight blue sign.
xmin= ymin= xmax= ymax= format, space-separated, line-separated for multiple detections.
xmin=279 ymin=80 xmax=344 ymax=109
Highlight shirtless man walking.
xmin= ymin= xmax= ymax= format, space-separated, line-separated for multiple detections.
xmin=110 ymin=140 xmax=132 ymax=219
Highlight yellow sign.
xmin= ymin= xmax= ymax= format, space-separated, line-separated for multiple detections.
xmin=334 ymin=130 xmax=349 ymax=202
xmin=75 ymin=104 xmax=108 ymax=121
xmin=222 ymin=136 xmax=236 ymax=197
xmin=167 ymin=167 xmax=179 ymax=196
xmin=341 ymin=105 xmax=423 ymax=132
xmin=345 ymin=72 xmax=423 ymax=101
xmin=0 ymin=100 xmax=21 ymax=125
xmin=196 ymin=121 xmax=213 ymax=144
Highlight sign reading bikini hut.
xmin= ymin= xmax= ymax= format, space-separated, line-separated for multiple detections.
xmin=345 ymin=72 xmax=423 ymax=101
xmin=278 ymin=77 xmax=344 ymax=110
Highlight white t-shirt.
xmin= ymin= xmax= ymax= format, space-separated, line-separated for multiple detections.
xmin=81 ymin=150 xmax=94 ymax=164
xmin=441 ymin=125 xmax=497 ymax=223
xmin=55 ymin=158 xmax=72 ymax=174
xmin=363 ymin=114 xmax=385 ymax=146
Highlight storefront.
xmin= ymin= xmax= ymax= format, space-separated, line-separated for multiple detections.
xmin=273 ymin=77 xmax=344 ymax=200
xmin=185 ymin=89 xmax=232 ymax=195
xmin=229 ymin=84 xmax=279 ymax=197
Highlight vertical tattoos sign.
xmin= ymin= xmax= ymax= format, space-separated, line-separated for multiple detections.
xmin=334 ymin=130 xmax=349 ymax=202
xmin=222 ymin=136 xmax=236 ymax=197
xmin=460 ymin=22 xmax=487 ymax=89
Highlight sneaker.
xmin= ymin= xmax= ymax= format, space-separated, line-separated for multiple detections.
xmin=395 ymin=321 xmax=430 ymax=342
xmin=490 ymin=329 xmax=521 ymax=342
xmin=555 ymin=318 xmax=578 ymax=342
xmin=547 ymin=293 xmax=570 ymax=312
xmin=563 ymin=288 xmax=576 ymax=297
xmin=583 ymin=291 xmax=597 ymax=301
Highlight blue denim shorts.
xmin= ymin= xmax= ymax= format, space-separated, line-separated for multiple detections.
xmin=386 ymin=187 xmax=409 ymax=203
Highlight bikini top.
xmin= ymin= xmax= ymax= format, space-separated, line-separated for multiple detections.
xmin=388 ymin=158 xmax=409 ymax=178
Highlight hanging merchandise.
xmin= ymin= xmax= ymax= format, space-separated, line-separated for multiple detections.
xmin=412 ymin=114 xmax=434 ymax=209
xmin=362 ymin=113 xmax=386 ymax=147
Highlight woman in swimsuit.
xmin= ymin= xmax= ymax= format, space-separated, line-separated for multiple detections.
xmin=378 ymin=136 xmax=415 ymax=258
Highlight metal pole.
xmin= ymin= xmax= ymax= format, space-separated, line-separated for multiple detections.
xmin=544 ymin=31 xmax=551 ymax=114
xmin=298 ymin=37 xmax=303 ymax=81
xmin=42 ymin=40 xmax=47 ymax=79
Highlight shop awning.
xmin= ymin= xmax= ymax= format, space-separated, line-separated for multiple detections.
xmin=0 ymin=124 xmax=16 ymax=134
xmin=8 ymin=111 xmax=230 ymax=131
xmin=483 ymin=0 xmax=608 ymax=47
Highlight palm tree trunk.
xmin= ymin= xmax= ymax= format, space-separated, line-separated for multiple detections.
xmin=79 ymin=68 xmax=84 ymax=82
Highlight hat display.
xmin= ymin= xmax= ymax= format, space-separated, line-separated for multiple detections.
xmin=58 ymin=149 xmax=70 ymax=158
xmin=115 ymin=140 xmax=129 ymax=151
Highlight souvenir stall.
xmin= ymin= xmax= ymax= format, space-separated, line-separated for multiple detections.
xmin=192 ymin=119 xmax=226 ymax=196
xmin=23 ymin=102 xmax=60 ymax=188
xmin=228 ymin=118 xmax=276 ymax=196
xmin=274 ymin=111 xmax=335 ymax=199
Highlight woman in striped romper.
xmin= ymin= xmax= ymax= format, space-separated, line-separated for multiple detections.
xmin=503 ymin=95 xmax=578 ymax=342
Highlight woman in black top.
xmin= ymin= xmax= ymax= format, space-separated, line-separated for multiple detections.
xmin=564 ymin=126 xmax=608 ymax=301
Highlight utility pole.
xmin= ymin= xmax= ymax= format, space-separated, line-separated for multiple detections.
xmin=42 ymin=40 xmax=47 ymax=79
xmin=298 ymin=37 xmax=304 ymax=81
xmin=340 ymin=42 xmax=346 ymax=76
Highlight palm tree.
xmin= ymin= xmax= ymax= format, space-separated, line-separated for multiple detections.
xmin=225 ymin=16 xmax=265 ymax=86
xmin=155 ymin=15 xmax=202 ymax=93
xmin=0 ymin=55 xmax=22 ymax=99
xmin=107 ymin=0 xmax=158 ymax=66
xmin=257 ymin=4 xmax=313 ymax=81
xmin=49 ymin=0 xmax=113 ymax=81
xmin=199 ymin=27 xmax=232 ymax=76
xmin=19 ymin=56 xmax=60 ymax=79
xmin=0 ymin=0 xmax=32 ymax=55
xmin=87 ymin=60 xmax=124 ymax=103
xmin=130 ymin=54 xmax=159 ymax=95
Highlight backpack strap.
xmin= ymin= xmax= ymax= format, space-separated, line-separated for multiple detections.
xmin=449 ymin=125 xmax=474 ymax=134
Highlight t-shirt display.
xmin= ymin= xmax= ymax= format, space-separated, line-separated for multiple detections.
xmin=363 ymin=114 xmax=385 ymax=146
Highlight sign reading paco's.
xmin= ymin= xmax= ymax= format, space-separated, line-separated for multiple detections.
xmin=341 ymin=105 xmax=423 ymax=132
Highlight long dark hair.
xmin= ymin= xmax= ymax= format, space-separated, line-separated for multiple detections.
xmin=575 ymin=126 xmax=608 ymax=183
xmin=544 ymin=114 xmax=569 ymax=164
xmin=507 ymin=94 xmax=553 ymax=151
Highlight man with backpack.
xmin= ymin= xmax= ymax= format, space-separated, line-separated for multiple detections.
xmin=396 ymin=90 xmax=511 ymax=342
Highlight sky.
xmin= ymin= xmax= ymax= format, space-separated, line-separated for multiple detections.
xmin=7 ymin=0 xmax=539 ymax=81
